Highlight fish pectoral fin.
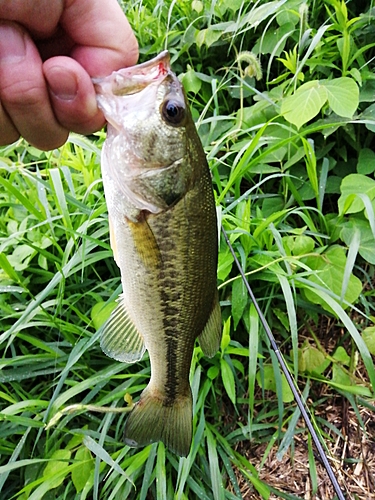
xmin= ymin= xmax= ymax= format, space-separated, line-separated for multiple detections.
xmin=100 ymin=295 xmax=146 ymax=363
xmin=198 ymin=293 xmax=222 ymax=358
xmin=128 ymin=216 xmax=162 ymax=269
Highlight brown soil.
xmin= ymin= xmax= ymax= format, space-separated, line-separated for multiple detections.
xmin=244 ymin=403 xmax=375 ymax=499
xmin=232 ymin=316 xmax=375 ymax=499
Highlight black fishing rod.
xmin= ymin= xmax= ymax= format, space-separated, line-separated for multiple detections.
xmin=221 ymin=227 xmax=346 ymax=500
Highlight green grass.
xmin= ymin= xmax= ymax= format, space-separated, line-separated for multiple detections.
xmin=1 ymin=0 xmax=375 ymax=498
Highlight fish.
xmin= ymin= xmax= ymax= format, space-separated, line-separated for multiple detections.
xmin=93 ymin=51 xmax=221 ymax=457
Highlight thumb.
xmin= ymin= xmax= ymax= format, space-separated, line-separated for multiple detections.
xmin=44 ymin=56 xmax=105 ymax=135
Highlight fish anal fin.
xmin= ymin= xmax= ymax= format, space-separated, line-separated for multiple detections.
xmin=198 ymin=293 xmax=222 ymax=358
xmin=100 ymin=295 xmax=145 ymax=363
xmin=124 ymin=386 xmax=192 ymax=457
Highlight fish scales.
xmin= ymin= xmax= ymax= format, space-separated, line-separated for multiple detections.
xmin=94 ymin=51 xmax=221 ymax=456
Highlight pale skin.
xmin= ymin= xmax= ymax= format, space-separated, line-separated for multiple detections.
xmin=0 ymin=0 xmax=139 ymax=150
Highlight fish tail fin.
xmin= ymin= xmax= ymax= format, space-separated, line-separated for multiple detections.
xmin=124 ymin=386 xmax=192 ymax=457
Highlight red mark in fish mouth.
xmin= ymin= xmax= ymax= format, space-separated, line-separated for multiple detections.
xmin=157 ymin=62 xmax=168 ymax=77
xmin=93 ymin=51 xmax=171 ymax=95
xmin=135 ymin=61 xmax=168 ymax=82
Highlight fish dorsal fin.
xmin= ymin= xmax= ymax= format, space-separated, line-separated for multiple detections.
xmin=100 ymin=295 xmax=146 ymax=363
xmin=198 ymin=293 xmax=222 ymax=358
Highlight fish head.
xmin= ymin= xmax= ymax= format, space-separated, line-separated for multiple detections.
xmin=94 ymin=51 xmax=189 ymax=169
xmin=93 ymin=51 xmax=200 ymax=215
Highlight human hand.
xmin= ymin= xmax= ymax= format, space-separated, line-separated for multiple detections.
xmin=0 ymin=0 xmax=138 ymax=150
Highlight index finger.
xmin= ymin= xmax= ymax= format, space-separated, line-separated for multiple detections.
xmin=60 ymin=0 xmax=138 ymax=76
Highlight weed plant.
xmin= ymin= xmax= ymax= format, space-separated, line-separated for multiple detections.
xmin=1 ymin=0 xmax=375 ymax=499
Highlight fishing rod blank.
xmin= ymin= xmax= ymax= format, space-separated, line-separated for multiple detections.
xmin=222 ymin=227 xmax=346 ymax=500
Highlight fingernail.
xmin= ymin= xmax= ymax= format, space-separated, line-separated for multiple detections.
xmin=0 ymin=23 xmax=26 ymax=62
xmin=47 ymin=66 xmax=78 ymax=101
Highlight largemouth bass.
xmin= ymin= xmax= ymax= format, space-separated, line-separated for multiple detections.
xmin=93 ymin=51 xmax=221 ymax=457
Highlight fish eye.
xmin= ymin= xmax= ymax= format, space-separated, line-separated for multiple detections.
xmin=161 ymin=99 xmax=186 ymax=126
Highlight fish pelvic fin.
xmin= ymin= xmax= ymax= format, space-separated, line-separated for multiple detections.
xmin=100 ymin=295 xmax=146 ymax=363
xmin=124 ymin=386 xmax=193 ymax=457
xmin=198 ymin=292 xmax=222 ymax=358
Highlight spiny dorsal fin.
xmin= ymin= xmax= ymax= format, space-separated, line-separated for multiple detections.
xmin=198 ymin=293 xmax=222 ymax=358
xmin=100 ymin=295 xmax=146 ymax=363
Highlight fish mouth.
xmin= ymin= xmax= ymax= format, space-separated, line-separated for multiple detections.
xmin=93 ymin=50 xmax=171 ymax=97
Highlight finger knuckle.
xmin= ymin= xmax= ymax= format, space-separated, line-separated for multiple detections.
xmin=1 ymin=80 xmax=45 ymax=110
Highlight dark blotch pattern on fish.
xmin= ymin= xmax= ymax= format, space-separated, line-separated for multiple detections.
xmin=158 ymin=223 xmax=181 ymax=406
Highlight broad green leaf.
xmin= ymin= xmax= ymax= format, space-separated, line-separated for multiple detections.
xmin=362 ymin=326 xmax=375 ymax=355
xmin=43 ymin=449 xmax=71 ymax=489
xmin=256 ymin=365 xmax=293 ymax=403
xmin=338 ymin=173 xmax=375 ymax=215
xmin=276 ymin=3 xmax=300 ymax=25
xmin=322 ymin=77 xmax=359 ymax=118
xmin=303 ymin=246 xmax=362 ymax=312
xmin=191 ymin=0 xmax=203 ymax=13
xmin=195 ymin=28 xmax=222 ymax=48
xmin=7 ymin=245 xmax=35 ymax=271
xmin=66 ymin=433 xmax=84 ymax=450
xmin=332 ymin=364 xmax=352 ymax=387
xmin=181 ymin=68 xmax=202 ymax=94
xmin=236 ymin=101 xmax=270 ymax=129
xmin=298 ymin=342 xmax=329 ymax=374
xmin=91 ymin=301 xmax=117 ymax=330
xmin=72 ymin=447 xmax=94 ymax=493
xmin=357 ymin=148 xmax=375 ymax=175
xmin=283 ymin=235 xmax=315 ymax=256
xmin=220 ymin=317 xmax=231 ymax=352
xmin=333 ymin=346 xmax=350 ymax=365
xmin=281 ymin=81 xmax=327 ymax=129
xmin=217 ymin=245 xmax=234 ymax=281
xmin=207 ymin=365 xmax=220 ymax=380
